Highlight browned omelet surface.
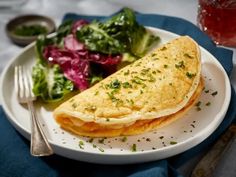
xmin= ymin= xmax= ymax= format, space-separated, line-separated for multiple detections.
xmin=55 ymin=78 xmax=203 ymax=137
xmin=54 ymin=36 xmax=203 ymax=137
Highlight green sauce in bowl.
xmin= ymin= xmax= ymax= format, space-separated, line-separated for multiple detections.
xmin=14 ymin=25 xmax=48 ymax=37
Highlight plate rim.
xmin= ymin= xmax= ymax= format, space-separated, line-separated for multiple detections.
xmin=0 ymin=27 xmax=232 ymax=163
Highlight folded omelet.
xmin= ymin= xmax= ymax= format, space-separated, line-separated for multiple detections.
xmin=54 ymin=36 xmax=203 ymax=137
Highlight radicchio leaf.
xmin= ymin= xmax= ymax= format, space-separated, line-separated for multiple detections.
xmin=43 ymin=45 xmax=90 ymax=90
xmin=43 ymin=32 xmax=121 ymax=91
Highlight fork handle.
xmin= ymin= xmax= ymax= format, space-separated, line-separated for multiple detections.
xmin=27 ymin=101 xmax=53 ymax=156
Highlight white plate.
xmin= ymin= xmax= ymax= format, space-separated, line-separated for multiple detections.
xmin=0 ymin=27 xmax=231 ymax=164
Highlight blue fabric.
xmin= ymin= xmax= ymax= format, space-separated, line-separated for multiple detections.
xmin=0 ymin=10 xmax=235 ymax=177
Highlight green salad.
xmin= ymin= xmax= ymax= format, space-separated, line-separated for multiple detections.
xmin=32 ymin=8 xmax=160 ymax=102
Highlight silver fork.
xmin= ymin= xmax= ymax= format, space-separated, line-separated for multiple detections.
xmin=15 ymin=66 xmax=53 ymax=156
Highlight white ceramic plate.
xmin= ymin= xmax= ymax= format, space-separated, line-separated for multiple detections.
xmin=0 ymin=27 xmax=231 ymax=164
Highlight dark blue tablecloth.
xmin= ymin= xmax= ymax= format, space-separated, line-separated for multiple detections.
xmin=0 ymin=9 xmax=235 ymax=177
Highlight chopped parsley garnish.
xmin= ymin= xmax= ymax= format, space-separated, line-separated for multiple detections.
xmin=79 ymin=141 xmax=84 ymax=149
xmin=151 ymin=53 xmax=157 ymax=57
xmin=121 ymin=136 xmax=127 ymax=142
xmin=195 ymin=101 xmax=201 ymax=107
xmin=98 ymin=147 xmax=105 ymax=152
xmin=131 ymin=144 xmax=137 ymax=152
xmin=107 ymin=92 xmax=120 ymax=102
xmin=206 ymin=102 xmax=211 ymax=106
xmin=98 ymin=138 xmax=105 ymax=144
xmin=170 ymin=141 xmax=177 ymax=145
xmin=147 ymin=75 xmax=156 ymax=82
xmin=196 ymin=107 xmax=201 ymax=111
xmin=175 ymin=61 xmax=185 ymax=69
xmin=122 ymin=82 xmax=132 ymax=88
xmin=88 ymin=138 xmax=94 ymax=143
xmin=164 ymin=64 xmax=168 ymax=68
xmin=135 ymin=76 xmax=147 ymax=81
xmin=184 ymin=53 xmax=193 ymax=58
xmin=109 ymin=79 xmax=121 ymax=89
xmin=124 ymin=70 xmax=130 ymax=75
xmin=85 ymin=105 xmax=97 ymax=112
xmin=211 ymin=91 xmax=218 ymax=96
xmin=186 ymin=72 xmax=196 ymax=79
xmin=141 ymin=68 xmax=150 ymax=75
xmin=131 ymin=71 xmax=138 ymax=74
xmin=160 ymin=46 xmax=167 ymax=51
xmin=130 ymin=99 xmax=134 ymax=105
xmin=126 ymin=99 xmax=134 ymax=105
xmin=131 ymin=78 xmax=142 ymax=84
xmin=195 ymin=101 xmax=202 ymax=111
xmin=72 ymin=103 xmax=77 ymax=109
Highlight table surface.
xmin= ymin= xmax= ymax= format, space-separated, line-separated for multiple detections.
xmin=0 ymin=0 xmax=235 ymax=176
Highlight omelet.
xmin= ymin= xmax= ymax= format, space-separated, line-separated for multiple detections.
xmin=53 ymin=36 xmax=203 ymax=137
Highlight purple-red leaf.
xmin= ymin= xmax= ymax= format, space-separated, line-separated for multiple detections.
xmin=64 ymin=34 xmax=85 ymax=51
xmin=42 ymin=32 xmax=122 ymax=91
xmin=43 ymin=46 xmax=90 ymax=90
xmin=71 ymin=20 xmax=88 ymax=36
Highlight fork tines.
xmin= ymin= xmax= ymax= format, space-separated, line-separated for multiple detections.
xmin=15 ymin=66 xmax=35 ymax=103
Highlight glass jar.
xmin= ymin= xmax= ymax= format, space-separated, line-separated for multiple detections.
xmin=198 ymin=0 xmax=236 ymax=47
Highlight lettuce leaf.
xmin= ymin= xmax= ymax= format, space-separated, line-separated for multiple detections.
xmin=32 ymin=61 xmax=74 ymax=102
xmin=76 ymin=8 xmax=160 ymax=57
xmin=32 ymin=21 xmax=88 ymax=102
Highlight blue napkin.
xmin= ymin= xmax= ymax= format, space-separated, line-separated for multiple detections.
xmin=0 ymin=10 xmax=235 ymax=177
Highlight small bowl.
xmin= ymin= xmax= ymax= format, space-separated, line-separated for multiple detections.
xmin=6 ymin=14 xmax=56 ymax=46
